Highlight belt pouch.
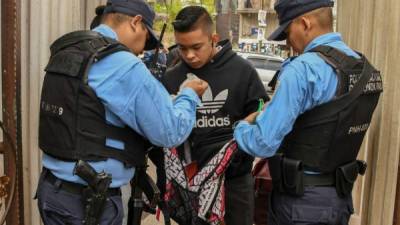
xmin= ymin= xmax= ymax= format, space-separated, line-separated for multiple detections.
xmin=268 ymin=154 xmax=284 ymax=192
xmin=335 ymin=161 xmax=359 ymax=198
xmin=282 ymin=157 xmax=304 ymax=196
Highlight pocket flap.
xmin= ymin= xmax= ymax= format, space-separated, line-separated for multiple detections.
xmin=338 ymin=161 xmax=359 ymax=183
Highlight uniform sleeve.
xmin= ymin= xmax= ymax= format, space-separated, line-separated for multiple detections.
xmin=97 ymin=58 xmax=201 ymax=148
xmin=233 ymin=64 xmax=308 ymax=158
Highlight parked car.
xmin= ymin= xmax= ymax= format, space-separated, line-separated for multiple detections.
xmin=237 ymin=52 xmax=284 ymax=95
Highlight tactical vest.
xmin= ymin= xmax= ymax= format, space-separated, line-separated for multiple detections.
xmin=39 ymin=30 xmax=148 ymax=167
xmin=277 ymin=46 xmax=383 ymax=173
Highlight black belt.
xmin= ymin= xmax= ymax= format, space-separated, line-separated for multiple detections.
xmin=42 ymin=168 xmax=121 ymax=196
xmin=303 ymin=173 xmax=335 ymax=186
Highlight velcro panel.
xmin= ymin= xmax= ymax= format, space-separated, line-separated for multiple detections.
xmin=45 ymin=50 xmax=85 ymax=77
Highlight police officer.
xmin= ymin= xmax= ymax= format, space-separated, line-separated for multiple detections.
xmin=234 ymin=0 xmax=382 ymax=225
xmin=36 ymin=0 xmax=208 ymax=224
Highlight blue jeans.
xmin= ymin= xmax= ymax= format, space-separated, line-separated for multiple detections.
xmin=36 ymin=173 xmax=124 ymax=225
xmin=268 ymin=186 xmax=354 ymax=225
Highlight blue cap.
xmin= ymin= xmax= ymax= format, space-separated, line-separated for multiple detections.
xmin=104 ymin=0 xmax=159 ymax=50
xmin=268 ymin=0 xmax=334 ymax=41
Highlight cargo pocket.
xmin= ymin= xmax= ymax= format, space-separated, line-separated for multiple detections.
xmin=291 ymin=204 xmax=333 ymax=224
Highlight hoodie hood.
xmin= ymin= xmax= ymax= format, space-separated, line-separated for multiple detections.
xmin=209 ymin=39 xmax=236 ymax=68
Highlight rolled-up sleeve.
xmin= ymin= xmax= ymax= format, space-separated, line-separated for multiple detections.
xmin=95 ymin=52 xmax=200 ymax=148
xmin=234 ymin=64 xmax=307 ymax=158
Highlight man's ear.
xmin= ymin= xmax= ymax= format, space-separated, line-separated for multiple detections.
xmin=211 ymin=33 xmax=220 ymax=45
xmin=130 ymin=15 xmax=143 ymax=31
xmin=300 ymin=16 xmax=312 ymax=33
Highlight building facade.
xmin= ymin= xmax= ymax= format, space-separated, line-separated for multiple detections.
xmin=236 ymin=0 xmax=288 ymax=57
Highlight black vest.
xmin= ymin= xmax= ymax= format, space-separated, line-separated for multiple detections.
xmin=278 ymin=46 xmax=382 ymax=173
xmin=39 ymin=30 xmax=148 ymax=167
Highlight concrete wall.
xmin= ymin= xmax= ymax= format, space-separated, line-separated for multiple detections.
xmin=337 ymin=0 xmax=400 ymax=225
xmin=20 ymin=1 xmax=106 ymax=224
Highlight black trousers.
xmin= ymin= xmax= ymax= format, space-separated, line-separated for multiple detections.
xmin=268 ymin=186 xmax=354 ymax=225
xmin=224 ymin=173 xmax=255 ymax=225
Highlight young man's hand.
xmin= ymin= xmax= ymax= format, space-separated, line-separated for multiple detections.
xmin=183 ymin=79 xmax=209 ymax=97
xmin=244 ymin=111 xmax=260 ymax=124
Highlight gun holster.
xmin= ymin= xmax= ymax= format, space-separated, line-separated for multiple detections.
xmin=81 ymin=187 xmax=104 ymax=225
xmin=335 ymin=160 xmax=367 ymax=198
xmin=269 ymin=154 xmax=304 ymax=196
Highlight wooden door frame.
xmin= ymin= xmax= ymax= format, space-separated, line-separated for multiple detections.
xmin=1 ymin=0 xmax=24 ymax=224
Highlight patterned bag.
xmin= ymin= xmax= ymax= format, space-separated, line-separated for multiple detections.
xmin=163 ymin=140 xmax=238 ymax=225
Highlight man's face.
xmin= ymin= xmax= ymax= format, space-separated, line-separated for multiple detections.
xmin=125 ymin=16 xmax=150 ymax=55
xmin=175 ymin=28 xmax=213 ymax=69
xmin=131 ymin=22 xmax=150 ymax=55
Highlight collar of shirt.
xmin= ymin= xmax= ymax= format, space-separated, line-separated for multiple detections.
xmin=93 ymin=24 xmax=119 ymax=40
xmin=303 ymin=32 xmax=343 ymax=53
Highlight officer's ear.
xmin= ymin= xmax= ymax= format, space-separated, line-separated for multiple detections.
xmin=130 ymin=15 xmax=143 ymax=32
xmin=299 ymin=16 xmax=312 ymax=33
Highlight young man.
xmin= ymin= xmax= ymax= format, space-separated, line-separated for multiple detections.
xmin=234 ymin=0 xmax=382 ymax=224
xmin=36 ymin=0 xmax=208 ymax=224
xmin=162 ymin=6 xmax=268 ymax=225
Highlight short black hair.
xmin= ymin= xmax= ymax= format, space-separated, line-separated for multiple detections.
xmin=172 ymin=6 xmax=213 ymax=34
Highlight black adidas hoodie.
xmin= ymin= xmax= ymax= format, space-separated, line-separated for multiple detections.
xmin=162 ymin=40 xmax=268 ymax=178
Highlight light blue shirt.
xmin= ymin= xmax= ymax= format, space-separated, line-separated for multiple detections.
xmin=43 ymin=25 xmax=201 ymax=187
xmin=234 ymin=33 xmax=359 ymax=158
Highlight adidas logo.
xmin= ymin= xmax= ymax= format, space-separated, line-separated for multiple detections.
xmin=179 ymin=78 xmax=232 ymax=128
xmin=196 ymin=86 xmax=231 ymax=128
xmin=198 ymin=87 xmax=228 ymax=114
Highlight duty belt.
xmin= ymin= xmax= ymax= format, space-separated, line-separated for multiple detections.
xmin=41 ymin=168 xmax=121 ymax=196
xmin=303 ymin=173 xmax=335 ymax=186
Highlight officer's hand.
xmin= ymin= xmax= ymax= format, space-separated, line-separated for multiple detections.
xmin=183 ymin=79 xmax=209 ymax=97
xmin=244 ymin=111 xmax=259 ymax=124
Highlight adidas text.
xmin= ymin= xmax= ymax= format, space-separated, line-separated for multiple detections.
xmin=195 ymin=115 xmax=231 ymax=128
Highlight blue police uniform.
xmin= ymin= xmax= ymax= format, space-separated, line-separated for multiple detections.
xmin=234 ymin=33 xmax=358 ymax=157
xmin=37 ymin=24 xmax=201 ymax=225
xmin=231 ymin=0 xmax=383 ymax=224
xmin=234 ymin=32 xmax=357 ymax=225
xmin=237 ymin=0 xmax=385 ymax=221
